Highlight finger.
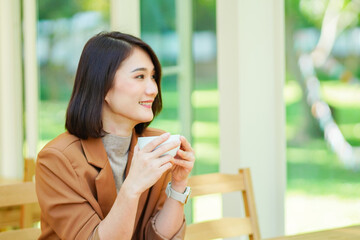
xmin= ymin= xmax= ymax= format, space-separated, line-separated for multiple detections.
xmin=159 ymin=161 xmax=173 ymax=172
xmin=179 ymin=136 xmax=194 ymax=152
xmin=142 ymin=132 xmax=170 ymax=152
xmin=151 ymin=140 xmax=181 ymax=157
xmin=132 ymin=144 xmax=140 ymax=161
xmin=173 ymin=159 xmax=194 ymax=168
xmin=157 ymin=154 xmax=173 ymax=167
xmin=176 ymin=149 xmax=195 ymax=162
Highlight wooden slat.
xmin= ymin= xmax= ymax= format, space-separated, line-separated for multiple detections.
xmin=0 ymin=182 xmax=38 ymax=208
xmin=188 ymin=173 xmax=245 ymax=197
xmin=24 ymin=158 xmax=35 ymax=182
xmin=185 ymin=217 xmax=253 ymax=240
xmin=0 ymin=206 xmax=21 ymax=227
xmin=0 ymin=204 xmax=40 ymax=228
xmin=265 ymin=225 xmax=360 ymax=240
xmin=241 ymin=168 xmax=261 ymax=240
xmin=21 ymin=158 xmax=37 ymax=227
xmin=0 ymin=178 xmax=21 ymax=185
xmin=0 ymin=228 xmax=40 ymax=240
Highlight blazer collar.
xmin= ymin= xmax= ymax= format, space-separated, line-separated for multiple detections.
xmin=81 ymin=136 xmax=116 ymax=217
xmin=81 ymin=137 xmax=108 ymax=169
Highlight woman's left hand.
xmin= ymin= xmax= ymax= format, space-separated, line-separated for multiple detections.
xmin=171 ymin=136 xmax=195 ymax=187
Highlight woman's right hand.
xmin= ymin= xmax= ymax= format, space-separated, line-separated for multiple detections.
xmin=124 ymin=132 xmax=180 ymax=197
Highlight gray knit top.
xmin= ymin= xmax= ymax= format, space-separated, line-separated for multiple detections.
xmin=101 ymin=133 xmax=132 ymax=193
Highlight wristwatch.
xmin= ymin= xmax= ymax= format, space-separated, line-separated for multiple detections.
xmin=165 ymin=182 xmax=191 ymax=204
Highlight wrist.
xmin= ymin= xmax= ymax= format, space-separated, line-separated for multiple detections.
xmin=165 ymin=182 xmax=191 ymax=204
xmin=121 ymin=179 xmax=142 ymax=200
xmin=170 ymin=179 xmax=188 ymax=193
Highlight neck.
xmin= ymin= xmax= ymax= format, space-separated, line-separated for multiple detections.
xmin=102 ymin=110 xmax=136 ymax=137
xmin=103 ymin=124 xmax=133 ymax=137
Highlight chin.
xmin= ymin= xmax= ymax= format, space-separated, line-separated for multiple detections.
xmin=138 ymin=115 xmax=154 ymax=124
xmin=144 ymin=117 xmax=154 ymax=123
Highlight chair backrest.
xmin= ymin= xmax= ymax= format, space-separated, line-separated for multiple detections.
xmin=21 ymin=158 xmax=41 ymax=228
xmin=0 ymin=182 xmax=41 ymax=240
xmin=24 ymin=157 xmax=36 ymax=182
xmin=185 ymin=168 xmax=261 ymax=240
xmin=0 ymin=158 xmax=40 ymax=230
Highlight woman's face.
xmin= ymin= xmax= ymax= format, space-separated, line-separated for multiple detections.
xmin=103 ymin=47 xmax=158 ymax=130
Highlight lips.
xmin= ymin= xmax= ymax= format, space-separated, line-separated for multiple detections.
xmin=139 ymin=100 xmax=153 ymax=108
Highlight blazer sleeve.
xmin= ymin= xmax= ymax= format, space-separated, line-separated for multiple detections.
xmin=147 ymin=212 xmax=186 ymax=240
xmin=36 ymin=147 xmax=101 ymax=239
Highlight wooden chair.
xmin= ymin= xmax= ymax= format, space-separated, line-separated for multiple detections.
xmin=0 ymin=182 xmax=41 ymax=239
xmin=185 ymin=168 xmax=261 ymax=240
xmin=0 ymin=158 xmax=40 ymax=230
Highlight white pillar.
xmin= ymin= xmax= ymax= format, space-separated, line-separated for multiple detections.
xmin=0 ymin=0 xmax=23 ymax=179
xmin=176 ymin=0 xmax=193 ymax=142
xmin=110 ymin=0 xmax=140 ymax=37
xmin=217 ymin=0 xmax=286 ymax=238
xmin=23 ymin=0 xmax=39 ymax=159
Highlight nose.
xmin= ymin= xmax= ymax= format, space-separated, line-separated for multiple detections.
xmin=145 ymin=78 xmax=158 ymax=97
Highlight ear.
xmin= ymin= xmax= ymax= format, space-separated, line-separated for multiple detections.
xmin=104 ymin=93 xmax=110 ymax=104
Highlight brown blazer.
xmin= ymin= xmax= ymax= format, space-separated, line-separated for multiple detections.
xmin=35 ymin=127 xmax=185 ymax=240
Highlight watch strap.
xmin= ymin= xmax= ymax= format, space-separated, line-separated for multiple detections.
xmin=165 ymin=182 xmax=191 ymax=204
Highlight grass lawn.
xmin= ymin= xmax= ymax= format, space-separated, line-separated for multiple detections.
xmin=38 ymin=80 xmax=360 ymax=234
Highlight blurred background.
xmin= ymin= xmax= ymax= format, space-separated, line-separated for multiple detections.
xmin=1 ymin=0 xmax=360 ymax=238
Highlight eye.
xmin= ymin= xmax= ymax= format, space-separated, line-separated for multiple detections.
xmin=151 ymin=74 xmax=156 ymax=80
xmin=135 ymin=74 xmax=145 ymax=79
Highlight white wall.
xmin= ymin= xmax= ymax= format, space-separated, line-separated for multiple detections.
xmin=217 ymin=0 xmax=286 ymax=238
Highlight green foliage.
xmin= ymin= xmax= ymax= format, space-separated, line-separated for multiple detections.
xmin=141 ymin=0 xmax=176 ymax=32
xmin=140 ymin=0 xmax=216 ymax=33
xmin=298 ymin=0 xmax=329 ymax=27
xmin=39 ymin=64 xmax=73 ymax=101
xmin=38 ymin=0 xmax=80 ymax=19
xmin=286 ymin=81 xmax=360 ymax=199
xmin=193 ymin=0 xmax=216 ymax=31
xmin=38 ymin=0 xmax=109 ymax=20
xmin=287 ymin=143 xmax=360 ymax=199
xmin=285 ymin=0 xmax=315 ymax=28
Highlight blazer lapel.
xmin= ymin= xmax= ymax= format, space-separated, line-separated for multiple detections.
xmin=125 ymin=130 xmax=150 ymax=230
xmin=81 ymin=137 xmax=117 ymax=218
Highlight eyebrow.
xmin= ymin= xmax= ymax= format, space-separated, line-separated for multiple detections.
xmin=131 ymin=67 xmax=155 ymax=73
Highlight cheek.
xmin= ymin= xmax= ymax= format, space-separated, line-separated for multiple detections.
xmin=115 ymin=80 xmax=138 ymax=92
xmin=106 ymin=82 xmax=136 ymax=101
xmin=123 ymin=83 xmax=138 ymax=93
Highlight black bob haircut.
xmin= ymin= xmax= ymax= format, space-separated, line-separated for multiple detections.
xmin=65 ymin=31 xmax=162 ymax=139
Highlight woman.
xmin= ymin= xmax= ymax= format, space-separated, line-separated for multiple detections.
xmin=35 ymin=31 xmax=195 ymax=240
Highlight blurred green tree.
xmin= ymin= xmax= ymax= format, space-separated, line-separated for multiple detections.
xmin=38 ymin=0 xmax=109 ymax=20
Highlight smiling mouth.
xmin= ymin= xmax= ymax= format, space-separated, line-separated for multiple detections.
xmin=139 ymin=101 xmax=153 ymax=108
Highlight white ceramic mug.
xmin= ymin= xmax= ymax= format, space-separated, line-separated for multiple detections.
xmin=138 ymin=135 xmax=180 ymax=157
